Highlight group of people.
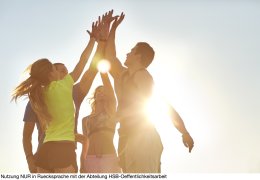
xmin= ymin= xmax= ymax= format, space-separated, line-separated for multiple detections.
xmin=12 ymin=10 xmax=194 ymax=173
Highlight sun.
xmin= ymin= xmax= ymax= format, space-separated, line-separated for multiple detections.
xmin=97 ymin=59 xmax=111 ymax=73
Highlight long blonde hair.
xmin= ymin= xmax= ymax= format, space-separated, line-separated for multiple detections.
xmin=12 ymin=58 xmax=53 ymax=131
xmin=88 ymin=86 xmax=104 ymax=115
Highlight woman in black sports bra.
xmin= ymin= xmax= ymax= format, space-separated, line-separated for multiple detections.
xmin=81 ymin=72 xmax=121 ymax=173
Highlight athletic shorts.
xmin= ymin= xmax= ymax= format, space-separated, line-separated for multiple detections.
xmin=84 ymin=154 xmax=122 ymax=173
xmin=35 ymin=141 xmax=77 ymax=171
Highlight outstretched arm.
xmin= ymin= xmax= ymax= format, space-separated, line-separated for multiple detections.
xmin=79 ymin=11 xmax=114 ymax=98
xmin=167 ymin=104 xmax=194 ymax=153
xmin=104 ymin=12 xmax=126 ymax=80
xmin=78 ymin=41 xmax=106 ymax=98
xmin=69 ymin=22 xmax=98 ymax=82
xmin=100 ymin=72 xmax=116 ymax=115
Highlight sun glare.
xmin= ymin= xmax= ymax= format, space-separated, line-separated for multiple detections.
xmin=97 ymin=59 xmax=111 ymax=73
xmin=145 ymin=89 xmax=171 ymax=128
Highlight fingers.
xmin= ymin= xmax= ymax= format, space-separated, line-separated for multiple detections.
xmin=182 ymin=134 xmax=194 ymax=153
xmin=188 ymin=143 xmax=194 ymax=153
xmin=86 ymin=30 xmax=91 ymax=36
xmin=87 ymin=10 xmax=125 ymax=40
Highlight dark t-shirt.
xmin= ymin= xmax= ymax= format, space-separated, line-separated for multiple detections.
xmin=23 ymin=102 xmax=44 ymax=147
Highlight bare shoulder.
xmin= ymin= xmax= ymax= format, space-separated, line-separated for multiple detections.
xmin=134 ymin=69 xmax=154 ymax=84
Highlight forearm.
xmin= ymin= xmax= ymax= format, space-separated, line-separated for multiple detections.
xmin=105 ymin=28 xmax=116 ymax=60
xmin=100 ymin=73 xmax=115 ymax=100
xmin=71 ymin=37 xmax=95 ymax=82
xmin=169 ymin=107 xmax=189 ymax=134
xmin=105 ymin=29 xmax=124 ymax=78
xmin=23 ymin=137 xmax=33 ymax=159
xmin=79 ymin=41 xmax=106 ymax=96
xmin=80 ymin=142 xmax=88 ymax=166
xmin=89 ymin=41 xmax=106 ymax=69
xmin=79 ymin=69 xmax=97 ymax=98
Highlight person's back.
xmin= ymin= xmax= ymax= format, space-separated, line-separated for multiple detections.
xmin=13 ymin=25 xmax=96 ymax=172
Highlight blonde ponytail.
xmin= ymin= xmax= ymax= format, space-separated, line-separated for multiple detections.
xmin=12 ymin=58 xmax=53 ymax=131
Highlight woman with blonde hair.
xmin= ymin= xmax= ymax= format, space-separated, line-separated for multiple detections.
xmin=12 ymin=22 xmax=98 ymax=173
xmin=81 ymin=72 xmax=121 ymax=173
xmin=79 ymin=10 xmax=121 ymax=173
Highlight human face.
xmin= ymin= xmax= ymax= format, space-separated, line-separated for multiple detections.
xmin=94 ymin=86 xmax=105 ymax=102
xmin=55 ymin=64 xmax=68 ymax=79
xmin=48 ymin=65 xmax=60 ymax=82
xmin=124 ymin=45 xmax=141 ymax=67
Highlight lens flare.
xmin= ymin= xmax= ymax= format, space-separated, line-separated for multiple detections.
xmin=97 ymin=59 xmax=111 ymax=73
xmin=145 ymin=92 xmax=171 ymax=127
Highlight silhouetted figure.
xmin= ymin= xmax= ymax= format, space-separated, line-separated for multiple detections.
xmin=12 ymin=21 xmax=99 ymax=172
xmin=21 ymin=63 xmax=94 ymax=173
xmin=104 ymin=11 xmax=194 ymax=173
xmin=80 ymin=11 xmax=122 ymax=173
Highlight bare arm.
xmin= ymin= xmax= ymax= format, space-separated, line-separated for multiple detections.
xmin=23 ymin=122 xmax=37 ymax=173
xmin=69 ymin=37 xmax=95 ymax=82
xmin=79 ymin=40 xmax=107 ymax=97
xmin=100 ymin=73 xmax=116 ymax=115
xmin=69 ymin=21 xmax=100 ymax=82
xmin=75 ymin=131 xmax=88 ymax=173
xmin=167 ymin=104 xmax=194 ymax=153
xmin=104 ymin=12 xmax=126 ymax=80
xmin=79 ymin=10 xmax=115 ymax=97
xmin=81 ymin=118 xmax=89 ymax=172
xmin=168 ymin=105 xmax=189 ymax=134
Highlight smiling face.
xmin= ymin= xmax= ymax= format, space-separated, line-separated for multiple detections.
xmin=94 ymin=86 xmax=105 ymax=102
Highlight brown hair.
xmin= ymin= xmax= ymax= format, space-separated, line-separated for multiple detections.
xmin=12 ymin=58 xmax=53 ymax=131
xmin=135 ymin=42 xmax=155 ymax=68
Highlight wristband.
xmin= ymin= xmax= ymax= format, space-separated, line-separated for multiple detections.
xmin=99 ymin=39 xmax=107 ymax=42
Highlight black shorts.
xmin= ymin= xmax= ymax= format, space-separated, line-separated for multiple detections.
xmin=35 ymin=141 xmax=77 ymax=172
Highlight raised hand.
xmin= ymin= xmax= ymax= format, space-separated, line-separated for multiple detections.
xmin=75 ymin=133 xmax=88 ymax=144
xmin=97 ymin=10 xmax=117 ymax=41
xmin=111 ymin=12 xmax=125 ymax=30
xmin=87 ymin=21 xmax=99 ymax=40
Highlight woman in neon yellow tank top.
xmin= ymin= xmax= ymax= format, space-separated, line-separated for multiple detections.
xmin=12 ymin=21 xmax=101 ymax=173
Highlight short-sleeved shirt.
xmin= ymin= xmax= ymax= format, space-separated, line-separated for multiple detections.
xmin=23 ymin=84 xmax=82 ymax=147
xmin=43 ymin=74 xmax=75 ymax=143
xmin=23 ymin=102 xmax=44 ymax=146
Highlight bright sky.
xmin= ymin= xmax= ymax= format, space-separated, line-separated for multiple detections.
xmin=1 ymin=0 xmax=260 ymax=175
